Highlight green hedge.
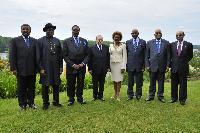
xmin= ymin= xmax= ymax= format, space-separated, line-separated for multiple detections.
xmin=0 ymin=69 xmax=93 ymax=99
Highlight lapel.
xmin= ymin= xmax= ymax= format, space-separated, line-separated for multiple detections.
xmin=20 ymin=36 xmax=28 ymax=49
xmin=70 ymin=37 xmax=79 ymax=50
xmin=160 ymin=39 xmax=165 ymax=53
xmin=95 ymin=44 xmax=103 ymax=55
xmin=152 ymin=39 xmax=157 ymax=53
xmin=20 ymin=36 xmax=33 ymax=49
xmin=181 ymin=41 xmax=187 ymax=55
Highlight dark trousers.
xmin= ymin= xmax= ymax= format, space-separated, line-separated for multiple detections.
xmin=17 ymin=75 xmax=36 ymax=107
xmin=67 ymin=72 xmax=85 ymax=102
xmin=92 ymin=73 xmax=106 ymax=99
xmin=149 ymin=71 xmax=165 ymax=99
xmin=171 ymin=71 xmax=187 ymax=102
xmin=42 ymin=84 xmax=60 ymax=106
xmin=127 ymin=70 xmax=143 ymax=98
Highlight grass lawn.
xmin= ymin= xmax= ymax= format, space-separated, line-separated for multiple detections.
xmin=0 ymin=80 xmax=199 ymax=132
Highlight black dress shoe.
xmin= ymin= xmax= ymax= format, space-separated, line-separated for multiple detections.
xmin=68 ymin=102 xmax=74 ymax=106
xmin=20 ymin=106 xmax=26 ymax=111
xmin=79 ymin=100 xmax=86 ymax=105
xmin=127 ymin=97 xmax=133 ymax=101
xmin=43 ymin=105 xmax=49 ymax=110
xmin=158 ymin=98 xmax=165 ymax=103
xmin=136 ymin=96 xmax=141 ymax=100
xmin=53 ymin=103 xmax=62 ymax=107
xmin=180 ymin=101 xmax=186 ymax=105
xmin=99 ymin=98 xmax=105 ymax=101
xmin=29 ymin=104 xmax=37 ymax=109
xmin=92 ymin=98 xmax=97 ymax=101
xmin=169 ymin=99 xmax=177 ymax=103
xmin=146 ymin=97 xmax=154 ymax=101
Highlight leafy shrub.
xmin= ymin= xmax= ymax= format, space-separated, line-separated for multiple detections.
xmin=0 ymin=69 xmax=17 ymax=98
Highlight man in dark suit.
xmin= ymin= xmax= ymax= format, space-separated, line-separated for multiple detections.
xmin=38 ymin=23 xmax=63 ymax=110
xmin=126 ymin=29 xmax=146 ymax=101
xmin=63 ymin=25 xmax=89 ymax=106
xmin=170 ymin=31 xmax=193 ymax=105
xmin=88 ymin=35 xmax=110 ymax=101
xmin=145 ymin=29 xmax=170 ymax=103
xmin=9 ymin=24 xmax=38 ymax=110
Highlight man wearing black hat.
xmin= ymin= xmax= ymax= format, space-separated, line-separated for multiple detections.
xmin=37 ymin=23 xmax=63 ymax=110
xmin=9 ymin=24 xmax=38 ymax=110
xmin=63 ymin=25 xmax=89 ymax=106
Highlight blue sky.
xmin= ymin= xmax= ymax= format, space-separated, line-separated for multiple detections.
xmin=1 ymin=0 xmax=200 ymax=45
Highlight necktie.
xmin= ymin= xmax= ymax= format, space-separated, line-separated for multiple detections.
xmin=75 ymin=37 xmax=79 ymax=47
xmin=133 ymin=39 xmax=137 ymax=50
xmin=177 ymin=42 xmax=182 ymax=56
xmin=25 ymin=38 xmax=30 ymax=47
xmin=156 ymin=41 xmax=160 ymax=54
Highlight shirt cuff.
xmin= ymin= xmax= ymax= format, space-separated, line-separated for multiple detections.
xmin=82 ymin=62 xmax=85 ymax=66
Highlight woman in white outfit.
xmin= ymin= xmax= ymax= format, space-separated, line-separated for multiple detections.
xmin=109 ymin=31 xmax=127 ymax=101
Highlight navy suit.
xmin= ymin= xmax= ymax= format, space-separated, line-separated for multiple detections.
xmin=9 ymin=36 xmax=38 ymax=107
xmin=88 ymin=44 xmax=110 ymax=99
xmin=145 ymin=39 xmax=170 ymax=99
xmin=170 ymin=41 xmax=193 ymax=102
xmin=63 ymin=36 xmax=89 ymax=102
xmin=126 ymin=38 xmax=146 ymax=98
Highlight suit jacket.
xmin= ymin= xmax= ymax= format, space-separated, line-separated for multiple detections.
xmin=9 ymin=36 xmax=38 ymax=76
xmin=109 ymin=43 xmax=127 ymax=70
xmin=170 ymin=41 xmax=193 ymax=74
xmin=88 ymin=44 xmax=110 ymax=75
xmin=63 ymin=36 xmax=89 ymax=74
xmin=126 ymin=38 xmax=146 ymax=72
xmin=145 ymin=39 xmax=170 ymax=72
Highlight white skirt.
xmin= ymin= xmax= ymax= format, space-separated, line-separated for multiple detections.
xmin=110 ymin=62 xmax=123 ymax=82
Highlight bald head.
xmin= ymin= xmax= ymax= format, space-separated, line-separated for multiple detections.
xmin=96 ymin=35 xmax=103 ymax=45
xmin=131 ymin=28 xmax=139 ymax=39
xmin=154 ymin=28 xmax=162 ymax=40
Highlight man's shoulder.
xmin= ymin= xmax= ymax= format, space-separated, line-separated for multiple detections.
xmin=139 ymin=38 xmax=146 ymax=43
xmin=161 ymin=39 xmax=169 ymax=44
xmin=147 ymin=39 xmax=154 ymax=44
xmin=184 ymin=41 xmax=192 ymax=45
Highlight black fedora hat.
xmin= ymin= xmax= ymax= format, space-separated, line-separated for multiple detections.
xmin=43 ymin=23 xmax=56 ymax=32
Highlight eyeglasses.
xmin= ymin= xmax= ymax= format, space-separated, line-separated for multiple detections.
xmin=131 ymin=32 xmax=138 ymax=35
xmin=176 ymin=34 xmax=183 ymax=37
xmin=155 ymin=32 xmax=162 ymax=35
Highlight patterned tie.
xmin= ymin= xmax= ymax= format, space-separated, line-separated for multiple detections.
xmin=75 ymin=37 xmax=79 ymax=47
xmin=156 ymin=40 xmax=160 ymax=54
xmin=25 ymin=38 xmax=30 ymax=47
xmin=177 ymin=42 xmax=182 ymax=56
xmin=133 ymin=39 xmax=137 ymax=51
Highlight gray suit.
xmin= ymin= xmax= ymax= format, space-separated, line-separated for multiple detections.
xmin=126 ymin=38 xmax=146 ymax=98
xmin=63 ymin=36 xmax=89 ymax=102
xmin=145 ymin=39 xmax=170 ymax=99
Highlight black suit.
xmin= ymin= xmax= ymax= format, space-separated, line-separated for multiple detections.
xmin=170 ymin=41 xmax=193 ymax=102
xmin=9 ymin=36 xmax=38 ymax=107
xmin=145 ymin=39 xmax=170 ymax=99
xmin=63 ymin=36 xmax=89 ymax=103
xmin=88 ymin=44 xmax=110 ymax=99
